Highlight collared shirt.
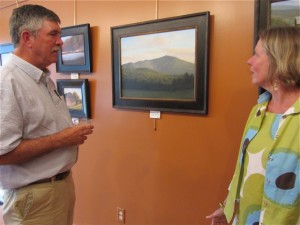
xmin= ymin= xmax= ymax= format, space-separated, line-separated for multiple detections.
xmin=0 ymin=54 xmax=78 ymax=189
xmin=224 ymin=91 xmax=300 ymax=225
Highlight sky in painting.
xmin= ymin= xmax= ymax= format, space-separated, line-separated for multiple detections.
xmin=121 ymin=28 xmax=196 ymax=64
xmin=272 ymin=0 xmax=299 ymax=7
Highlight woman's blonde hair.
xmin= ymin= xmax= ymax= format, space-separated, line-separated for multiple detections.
xmin=259 ymin=27 xmax=300 ymax=88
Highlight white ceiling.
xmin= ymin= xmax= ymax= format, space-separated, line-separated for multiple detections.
xmin=0 ymin=0 xmax=28 ymax=10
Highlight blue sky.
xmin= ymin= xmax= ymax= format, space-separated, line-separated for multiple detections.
xmin=121 ymin=28 xmax=196 ymax=64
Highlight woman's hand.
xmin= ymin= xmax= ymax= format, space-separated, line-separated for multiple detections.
xmin=206 ymin=207 xmax=228 ymax=225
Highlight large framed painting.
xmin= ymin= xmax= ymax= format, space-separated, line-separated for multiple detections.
xmin=111 ymin=12 xmax=210 ymax=114
xmin=56 ymin=24 xmax=92 ymax=73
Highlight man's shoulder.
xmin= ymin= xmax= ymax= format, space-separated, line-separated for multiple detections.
xmin=0 ymin=62 xmax=22 ymax=82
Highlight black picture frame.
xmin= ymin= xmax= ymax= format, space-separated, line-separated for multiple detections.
xmin=254 ymin=0 xmax=299 ymax=94
xmin=56 ymin=79 xmax=91 ymax=118
xmin=56 ymin=23 xmax=92 ymax=73
xmin=111 ymin=12 xmax=210 ymax=114
xmin=0 ymin=43 xmax=14 ymax=66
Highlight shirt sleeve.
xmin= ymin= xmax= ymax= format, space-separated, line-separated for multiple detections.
xmin=0 ymin=68 xmax=23 ymax=154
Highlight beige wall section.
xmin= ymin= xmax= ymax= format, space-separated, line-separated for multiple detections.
xmin=0 ymin=1 xmax=258 ymax=224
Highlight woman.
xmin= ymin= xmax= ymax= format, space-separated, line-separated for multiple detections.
xmin=207 ymin=26 xmax=300 ymax=225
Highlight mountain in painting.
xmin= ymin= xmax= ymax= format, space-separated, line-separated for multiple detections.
xmin=122 ymin=55 xmax=194 ymax=76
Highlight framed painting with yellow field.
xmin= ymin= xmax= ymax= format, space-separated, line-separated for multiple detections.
xmin=56 ymin=79 xmax=91 ymax=118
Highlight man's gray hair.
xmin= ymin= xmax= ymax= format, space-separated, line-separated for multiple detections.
xmin=9 ymin=4 xmax=61 ymax=45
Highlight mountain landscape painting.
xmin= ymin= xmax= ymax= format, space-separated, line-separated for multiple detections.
xmin=120 ymin=28 xmax=196 ymax=101
xmin=111 ymin=12 xmax=210 ymax=114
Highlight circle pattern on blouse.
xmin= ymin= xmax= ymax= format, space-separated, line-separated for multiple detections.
xmin=264 ymin=151 xmax=299 ymax=206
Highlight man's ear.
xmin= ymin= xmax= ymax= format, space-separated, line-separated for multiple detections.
xmin=20 ymin=30 xmax=33 ymax=48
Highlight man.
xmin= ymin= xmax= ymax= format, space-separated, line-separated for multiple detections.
xmin=0 ymin=4 xmax=94 ymax=224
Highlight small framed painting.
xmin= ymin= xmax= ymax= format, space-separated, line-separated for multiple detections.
xmin=56 ymin=24 xmax=92 ymax=73
xmin=56 ymin=79 xmax=91 ymax=118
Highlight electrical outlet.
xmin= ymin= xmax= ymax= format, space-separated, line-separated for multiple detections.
xmin=117 ymin=207 xmax=125 ymax=223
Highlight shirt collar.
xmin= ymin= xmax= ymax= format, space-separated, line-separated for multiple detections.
xmin=10 ymin=54 xmax=51 ymax=84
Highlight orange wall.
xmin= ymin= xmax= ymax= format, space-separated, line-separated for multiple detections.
xmin=0 ymin=1 xmax=258 ymax=224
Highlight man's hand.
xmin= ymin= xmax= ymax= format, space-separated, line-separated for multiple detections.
xmin=0 ymin=124 xmax=94 ymax=165
xmin=57 ymin=124 xmax=94 ymax=147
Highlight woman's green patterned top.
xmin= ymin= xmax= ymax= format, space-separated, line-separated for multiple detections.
xmin=224 ymin=91 xmax=300 ymax=225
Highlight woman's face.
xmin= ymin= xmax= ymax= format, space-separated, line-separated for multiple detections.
xmin=247 ymin=39 xmax=271 ymax=89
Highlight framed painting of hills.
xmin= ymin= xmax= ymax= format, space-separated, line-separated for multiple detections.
xmin=111 ymin=12 xmax=210 ymax=114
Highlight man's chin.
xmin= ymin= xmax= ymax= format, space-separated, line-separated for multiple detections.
xmin=51 ymin=55 xmax=58 ymax=62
